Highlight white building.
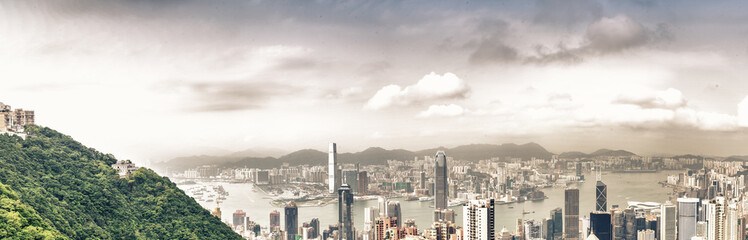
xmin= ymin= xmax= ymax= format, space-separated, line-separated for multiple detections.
xmin=463 ymin=199 xmax=494 ymax=240
xmin=660 ymin=202 xmax=676 ymax=240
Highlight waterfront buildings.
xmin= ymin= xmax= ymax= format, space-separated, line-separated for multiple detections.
xmin=233 ymin=210 xmax=246 ymax=227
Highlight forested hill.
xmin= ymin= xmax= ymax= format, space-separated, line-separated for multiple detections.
xmin=0 ymin=126 xmax=241 ymax=240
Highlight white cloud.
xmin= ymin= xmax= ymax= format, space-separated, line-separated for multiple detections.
xmin=417 ymin=104 xmax=465 ymax=118
xmin=365 ymin=72 xmax=469 ymax=110
xmin=613 ymin=88 xmax=687 ymax=109
xmin=739 ymin=96 xmax=748 ymax=127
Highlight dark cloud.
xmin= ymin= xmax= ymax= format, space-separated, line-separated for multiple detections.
xmin=533 ymin=0 xmax=603 ymax=28
xmin=468 ymin=40 xmax=519 ymax=64
xmin=585 ymin=15 xmax=649 ymax=52
xmin=163 ymin=81 xmax=299 ymax=112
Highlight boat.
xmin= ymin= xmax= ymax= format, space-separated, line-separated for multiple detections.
xmin=418 ymin=197 xmax=433 ymax=202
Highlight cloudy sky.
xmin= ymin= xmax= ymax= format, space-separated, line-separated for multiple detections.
xmin=2 ymin=0 xmax=748 ymax=162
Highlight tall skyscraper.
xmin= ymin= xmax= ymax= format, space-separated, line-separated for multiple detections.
xmin=329 ymin=143 xmax=340 ymax=194
xmin=611 ymin=209 xmax=624 ymax=240
xmin=660 ymin=202 xmax=676 ymax=240
xmin=338 ymin=184 xmax=354 ymax=240
xmin=434 ymin=151 xmax=448 ymax=210
xmin=551 ymin=208 xmax=563 ymax=240
xmin=678 ymin=198 xmax=699 ymax=240
xmin=310 ymin=218 xmax=320 ymax=239
xmin=463 ymin=199 xmax=495 ymax=240
xmin=270 ymin=210 xmax=281 ymax=231
xmin=285 ymin=201 xmax=299 ymax=240
xmin=590 ymin=212 xmax=612 ymax=240
xmin=358 ymin=171 xmax=368 ymax=195
xmin=343 ymin=169 xmax=359 ymax=193
xmin=706 ymin=197 xmax=725 ymax=240
xmin=595 ymin=181 xmax=607 ymax=212
xmin=565 ymin=188 xmax=580 ymax=240
xmin=233 ymin=210 xmax=246 ymax=227
xmin=420 ymin=171 xmax=426 ymax=190
xmin=386 ymin=201 xmax=402 ymax=228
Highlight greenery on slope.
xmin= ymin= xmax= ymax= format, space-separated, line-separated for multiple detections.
xmin=0 ymin=182 xmax=65 ymax=240
xmin=0 ymin=126 xmax=241 ymax=240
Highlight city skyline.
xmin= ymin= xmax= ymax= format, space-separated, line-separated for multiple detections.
xmin=3 ymin=0 xmax=748 ymax=163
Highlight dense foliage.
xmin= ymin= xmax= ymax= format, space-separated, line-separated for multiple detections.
xmin=0 ymin=126 xmax=242 ymax=239
xmin=0 ymin=182 xmax=65 ymax=240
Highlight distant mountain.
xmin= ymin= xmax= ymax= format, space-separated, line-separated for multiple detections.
xmin=226 ymin=147 xmax=287 ymax=158
xmin=590 ymin=148 xmax=636 ymax=156
xmin=157 ymin=142 xmax=556 ymax=171
xmin=558 ymin=151 xmax=589 ymax=159
xmin=724 ymin=155 xmax=748 ymax=162
xmin=559 ymin=148 xmax=637 ymax=159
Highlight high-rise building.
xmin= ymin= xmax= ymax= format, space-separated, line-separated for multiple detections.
xmin=595 ymin=181 xmax=607 ymax=212
xmin=386 ymin=201 xmax=402 ymax=228
xmin=463 ymin=199 xmax=494 ymax=240
xmin=726 ymin=203 xmax=740 ymax=240
xmin=590 ymin=212 xmax=611 ymax=240
xmin=434 ymin=151 xmax=448 ymax=210
xmin=551 ymin=208 xmax=563 ymax=240
xmin=611 ymin=209 xmax=624 ymax=240
xmin=434 ymin=208 xmax=456 ymax=223
xmin=706 ymin=197 xmax=725 ymax=240
xmin=565 ymin=188 xmax=580 ymax=240
xmin=270 ymin=210 xmax=281 ymax=231
xmin=343 ymin=169 xmax=359 ymax=193
xmin=637 ymin=229 xmax=655 ymax=240
xmin=310 ymin=218 xmax=320 ymax=239
xmin=420 ymin=171 xmax=427 ymax=190
xmin=339 ymin=184 xmax=354 ymax=240
xmin=374 ymin=217 xmax=398 ymax=240
xmin=678 ymin=198 xmax=699 ymax=240
xmin=329 ymin=143 xmax=340 ymax=194
xmin=233 ymin=210 xmax=246 ymax=227
xmin=429 ymin=221 xmax=457 ymax=240
xmin=358 ymin=171 xmax=369 ymax=195
xmin=660 ymin=202 xmax=676 ymax=240
xmin=285 ymin=201 xmax=299 ymax=240
xmin=624 ymin=208 xmax=636 ymax=240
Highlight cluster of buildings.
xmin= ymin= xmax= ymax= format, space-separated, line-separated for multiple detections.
xmin=0 ymin=102 xmax=35 ymax=133
xmin=188 ymin=141 xmax=748 ymax=240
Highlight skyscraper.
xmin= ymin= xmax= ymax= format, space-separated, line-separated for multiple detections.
xmin=338 ymin=184 xmax=354 ymax=240
xmin=565 ymin=188 xmax=580 ymax=240
xmin=310 ymin=218 xmax=320 ymax=239
xmin=706 ymin=197 xmax=725 ymax=240
xmin=551 ymin=208 xmax=563 ymax=240
xmin=434 ymin=151 xmax=448 ymax=210
xmin=590 ymin=212 xmax=612 ymax=240
xmin=329 ymin=143 xmax=340 ymax=194
xmin=463 ymin=199 xmax=495 ymax=240
xmin=233 ymin=210 xmax=246 ymax=227
xmin=343 ymin=169 xmax=359 ymax=193
xmin=595 ymin=181 xmax=607 ymax=212
xmin=660 ymin=202 xmax=676 ymax=240
xmin=678 ymin=198 xmax=699 ymax=240
xmin=270 ymin=210 xmax=281 ymax=232
xmin=358 ymin=171 xmax=368 ymax=195
xmin=285 ymin=201 xmax=299 ymax=240
xmin=420 ymin=171 xmax=426 ymax=190
xmin=386 ymin=201 xmax=402 ymax=228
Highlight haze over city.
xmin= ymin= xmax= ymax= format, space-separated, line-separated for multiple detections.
xmin=3 ymin=0 xmax=748 ymax=163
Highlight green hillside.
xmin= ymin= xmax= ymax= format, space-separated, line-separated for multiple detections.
xmin=0 ymin=126 xmax=241 ymax=240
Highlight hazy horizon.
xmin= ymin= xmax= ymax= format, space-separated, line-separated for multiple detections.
xmin=3 ymin=0 xmax=748 ymax=163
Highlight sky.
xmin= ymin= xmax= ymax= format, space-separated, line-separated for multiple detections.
xmin=2 ymin=0 xmax=748 ymax=163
